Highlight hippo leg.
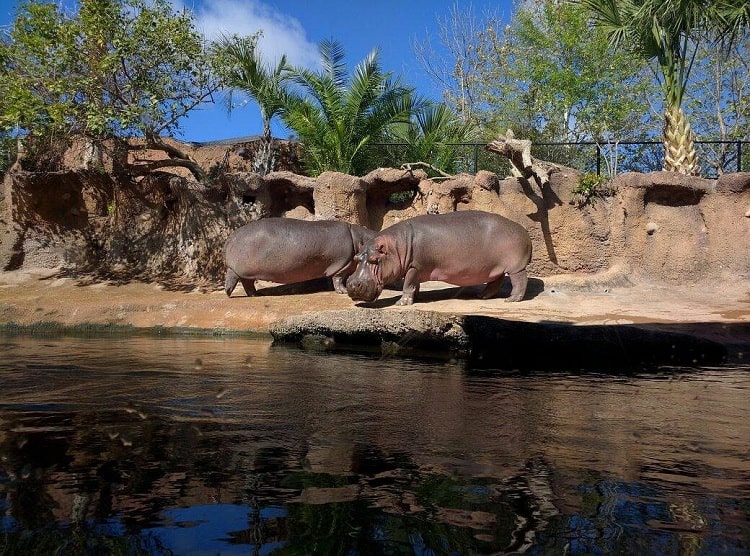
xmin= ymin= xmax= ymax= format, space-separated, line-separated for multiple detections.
xmin=396 ymin=268 xmax=420 ymax=306
xmin=505 ymin=269 xmax=528 ymax=302
xmin=480 ymin=275 xmax=506 ymax=300
xmin=332 ymin=274 xmax=347 ymax=294
xmin=239 ymin=278 xmax=257 ymax=297
xmin=225 ymin=268 xmax=240 ymax=297
xmin=225 ymin=269 xmax=257 ymax=297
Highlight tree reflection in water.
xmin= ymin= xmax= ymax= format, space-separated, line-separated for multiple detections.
xmin=0 ymin=334 xmax=748 ymax=554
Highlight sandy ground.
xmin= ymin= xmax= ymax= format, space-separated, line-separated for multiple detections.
xmin=1 ymin=267 xmax=749 ymax=342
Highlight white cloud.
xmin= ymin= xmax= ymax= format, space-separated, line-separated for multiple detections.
xmin=178 ymin=0 xmax=319 ymax=69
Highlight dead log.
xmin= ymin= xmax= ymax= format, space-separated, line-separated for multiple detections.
xmin=127 ymin=134 xmax=207 ymax=182
xmin=486 ymin=130 xmax=559 ymax=190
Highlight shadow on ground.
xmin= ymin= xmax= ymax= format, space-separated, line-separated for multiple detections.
xmin=355 ymin=278 xmax=546 ymax=308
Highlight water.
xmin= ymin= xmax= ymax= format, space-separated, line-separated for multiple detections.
xmin=0 ymin=333 xmax=748 ymax=555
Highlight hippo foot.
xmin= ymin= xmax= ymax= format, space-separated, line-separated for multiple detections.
xmin=504 ymin=294 xmax=523 ymax=302
xmin=395 ymin=297 xmax=414 ymax=306
xmin=333 ymin=277 xmax=348 ymax=294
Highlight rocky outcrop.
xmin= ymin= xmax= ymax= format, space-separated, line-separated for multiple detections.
xmin=269 ymin=309 xmax=730 ymax=369
xmin=611 ymin=172 xmax=750 ymax=282
xmin=2 ymin=137 xmax=749 ymax=288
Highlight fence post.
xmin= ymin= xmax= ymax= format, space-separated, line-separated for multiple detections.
xmin=474 ymin=144 xmax=479 ymax=174
xmin=738 ymin=141 xmax=742 ymax=173
xmin=596 ymin=144 xmax=601 ymax=176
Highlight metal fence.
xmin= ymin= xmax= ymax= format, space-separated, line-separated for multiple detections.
xmin=369 ymin=140 xmax=749 ymax=178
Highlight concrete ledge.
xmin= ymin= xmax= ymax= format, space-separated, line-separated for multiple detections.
xmin=270 ymin=309 xmax=741 ymax=371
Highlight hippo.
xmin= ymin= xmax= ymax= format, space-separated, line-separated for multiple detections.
xmin=224 ymin=218 xmax=376 ymax=296
xmin=346 ymin=210 xmax=531 ymax=305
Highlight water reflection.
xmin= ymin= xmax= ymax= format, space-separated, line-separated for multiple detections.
xmin=0 ymin=334 xmax=748 ymax=554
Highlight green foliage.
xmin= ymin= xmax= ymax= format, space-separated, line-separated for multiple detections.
xmin=572 ymin=171 xmax=615 ymax=206
xmin=580 ymin=0 xmax=748 ymax=110
xmin=0 ymin=133 xmax=17 ymax=178
xmin=679 ymin=30 xmax=750 ymax=173
xmin=281 ymin=39 xmax=424 ymax=176
xmin=0 ymin=0 xmax=219 ymax=143
xmin=211 ymin=33 xmax=290 ymax=140
xmin=379 ymin=102 xmax=479 ymax=175
xmin=0 ymin=1 xmax=75 ymax=135
xmin=387 ymin=189 xmax=418 ymax=207
xmin=457 ymin=0 xmax=655 ymax=145
xmin=580 ymin=0 xmax=749 ymax=173
xmin=211 ymin=33 xmax=292 ymax=175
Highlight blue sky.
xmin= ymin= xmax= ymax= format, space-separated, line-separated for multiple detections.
xmin=0 ymin=0 xmax=516 ymax=142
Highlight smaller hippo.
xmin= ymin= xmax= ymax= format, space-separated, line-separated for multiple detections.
xmin=224 ymin=218 xmax=376 ymax=296
xmin=346 ymin=210 xmax=531 ymax=305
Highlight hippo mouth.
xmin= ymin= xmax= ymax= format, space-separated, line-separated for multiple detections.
xmin=346 ymin=259 xmax=384 ymax=303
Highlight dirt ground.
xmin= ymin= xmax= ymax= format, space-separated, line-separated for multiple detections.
xmin=2 ymin=267 xmax=749 ymax=349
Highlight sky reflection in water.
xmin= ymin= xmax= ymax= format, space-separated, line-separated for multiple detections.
xmin=0 ymin=334 xmax=748 ymax=554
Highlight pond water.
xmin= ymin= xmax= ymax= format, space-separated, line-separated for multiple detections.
xmin=0 ymin=333 xmax=748 ymax=555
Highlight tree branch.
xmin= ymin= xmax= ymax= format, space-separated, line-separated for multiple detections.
xmin=485 ymin=130 xmax=559 ymax=190
xmin=127 ymin=157 xmax=207 ymax=179
xmin=400 ymin=161 xmax=454 ymax=179
xmin=127 ymin=134 xmax=207 ymax=181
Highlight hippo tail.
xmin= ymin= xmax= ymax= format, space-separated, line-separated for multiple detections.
xmin=224 ymin=268 xmax=240 ymax=297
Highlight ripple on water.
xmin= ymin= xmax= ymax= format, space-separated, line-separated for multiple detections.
xmin=0 ymin=334 xmax=749 ymax=553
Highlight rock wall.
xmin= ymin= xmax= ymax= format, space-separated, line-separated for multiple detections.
xmin=2 ymin=143 xmax=749 ymax=287
xmin=610 ymin=172 xmax=750 ymax=283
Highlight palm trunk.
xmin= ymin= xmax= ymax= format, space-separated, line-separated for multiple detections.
xmin=253 ymin=118 xmax=275 ymax=176
xmin=663 ymin=104 xmax=700 ymax=175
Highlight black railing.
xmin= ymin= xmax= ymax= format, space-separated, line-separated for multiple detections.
xmin=368 ymin=140 xmax=749 ymax=178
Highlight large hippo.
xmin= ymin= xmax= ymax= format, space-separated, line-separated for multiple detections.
xmin=224 ymin=218 xmax=376 ymax=296
xmin=346 ymin=210 xmax=532 ymax=305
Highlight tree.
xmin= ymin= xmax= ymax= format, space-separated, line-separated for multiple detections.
xmin=415 ymin=0 xmax=654 ymax=156
xmin=683 ymin=28 xmax=750 ymax=174
xmin=580 ymin=0 xmax=749 ymax=175
xmin=381 ymin=103 xmax=479 ymax=175
xmin=0 ymin=0 xmax=220 ymax=180
xmin=281 ymin=39 xmax=423 ymax=176
xmin=0 ymin=0 xmax=79 ymax=167
xmin=212 ymin=33 xmax=291 ymax=175
xmin=412 ymin=2 xmax=485 ymax=126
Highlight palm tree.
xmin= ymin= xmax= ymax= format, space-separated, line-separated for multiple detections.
xmin=282 ymin=39 xmax=422 ymax=176
xmin=384 ymin=103 xmax=479 ymax=175
xmin=580 ymin=0 xmax=749 ymax=175
xmin=213 ymin=33 xmax=289 ymax=175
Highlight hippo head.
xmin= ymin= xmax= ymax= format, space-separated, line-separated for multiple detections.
xmin=346 ymin=238 xmax=399 ymax=302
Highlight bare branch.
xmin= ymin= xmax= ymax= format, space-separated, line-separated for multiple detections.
xmin=485 ymin=131 xmax=559 ymax=190
xmin=400 ymin=161 xmax=454 ymax=179
xmin=127 ymin=134 xmax=207 ymax=181
xmin=128 ymin=157 xmax=206 ymax=180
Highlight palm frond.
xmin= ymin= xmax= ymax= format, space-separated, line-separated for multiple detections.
xmin=213 ymin=32 xmax=290 ymax=141
xmin=281 ymin=40 xmax=429 ymax=175
xmin=579 ymin=0 xmax=629 ymax=47
xmin=318 ymin=38 xmax=347 ymax=88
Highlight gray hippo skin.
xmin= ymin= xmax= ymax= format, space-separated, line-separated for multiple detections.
xmin=224 ymin=218 xmax=376 ymax=296
xmin=346 ymin=210 xmax=532 ymax=305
